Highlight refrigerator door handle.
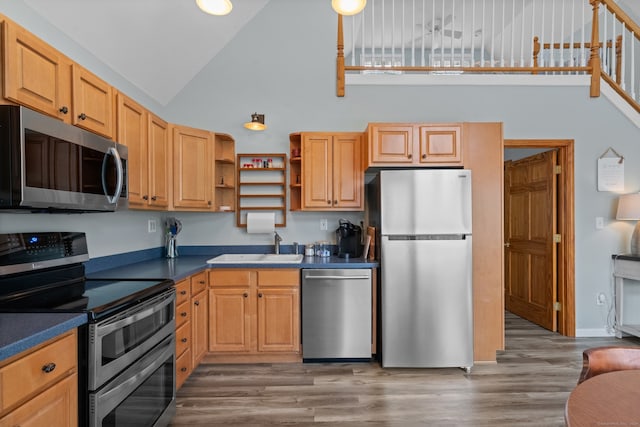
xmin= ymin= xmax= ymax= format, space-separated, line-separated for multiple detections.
xmin=387 ymin=234 xmax=468 ymax=241
xmin=303 ymin=275 xmax=371 ymax=280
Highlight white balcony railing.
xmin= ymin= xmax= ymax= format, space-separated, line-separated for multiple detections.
xmin=336 ymin=0 xmax=640 ymax=114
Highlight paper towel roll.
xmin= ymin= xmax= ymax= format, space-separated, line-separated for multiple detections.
xmin=246 ymin=212 xmax=276 ymax=234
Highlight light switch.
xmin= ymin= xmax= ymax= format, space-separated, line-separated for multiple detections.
xmin=595 ymin=217 xmax=604 ymax=229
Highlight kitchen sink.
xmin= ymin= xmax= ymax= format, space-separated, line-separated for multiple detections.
xmin=206 ymin=253 xmax=304 ymax=264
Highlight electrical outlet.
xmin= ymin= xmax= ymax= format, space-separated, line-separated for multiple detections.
xmin=595 ymin=217 xmax=604 ymax=229
xmin=148 ymin=219 xmax=157 ymax=233
xmin=596 ymin=292 xmax=606 ymax=306
xmin=320 ymin=219 xmax=328 ymax=231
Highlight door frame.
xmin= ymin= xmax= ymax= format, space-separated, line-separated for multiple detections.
xmin=504 ymin=139 xmax=575 ymax=337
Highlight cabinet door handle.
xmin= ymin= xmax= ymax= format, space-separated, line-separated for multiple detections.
xmin=78 ymin=113 xmax=87 ymax=120
xmin=194 ymin=301 xmax=200 ymax=306
xmin=243 ymin=292 xmax=249 ymax=298
xmin=42 ymin=363 xmax=56 ymax=373
xmin=181 ymin=338 xmax=188 ymax=343
xmin=59 ymin=106 xmax=69 ymax=114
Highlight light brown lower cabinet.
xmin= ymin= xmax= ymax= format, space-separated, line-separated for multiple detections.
xmin=208 ymin=269 xmax=300 ymax=362
xmin=174 ymin=270 xmax=209 ymax=389
xmin=0 ymin=329 xmax=78 ymax=427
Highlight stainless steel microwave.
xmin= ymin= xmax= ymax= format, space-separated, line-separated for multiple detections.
xmin=0 ymin=105 xmax=128 ymax=212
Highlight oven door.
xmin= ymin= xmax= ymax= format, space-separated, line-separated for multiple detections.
xmin=90 ymin=334 xmax=176 ymax=427
xmin=88 ymin=289 xmax=175 ymax=390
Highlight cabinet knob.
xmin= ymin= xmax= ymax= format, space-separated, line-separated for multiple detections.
xmin=334 ymin=200 xmax=338 ymax=205
xmin=208 ymin=201 xmax=212 ymax=206
xmin=78 ymin=113 xmax=87 ymax=120
xmin=181 ymin=367 xmax=188 ymax=372
xmin=151 ymin=196 xmax=157 ymax=201
xmin=180 ymin=290 xmax=187 ymax=295
xmin=258 ymin=293 xmax=263 ymax=298
xmin=181 ymin=312 xmax=187 ymax=317
xmin=59 ymin=106 xmax=69 ymax=114
xmin=327 ymin=201 xmax=331 ymax=205
xmin=143 ymin=195 xmax=149 ymax=200
xmin=181 ymin=338 xmax=188 ymax=343
xmin=194 ymin=301 xmax=200 ymax=306
xmin=422 ymin=154 xmax=427 ymax=159
xmin=199 ymin=280 xmax=205 ymax=284
xmin=243 ymin=292 xmax=248 ymax=298
xmin=42 ymin=363 xmax=56 ymax=373
xmin=408 ymin=154 xmax=412 ymax=159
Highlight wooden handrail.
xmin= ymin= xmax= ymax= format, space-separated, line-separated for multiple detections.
xmin=600 ymin=0 xmax=640 ymax=36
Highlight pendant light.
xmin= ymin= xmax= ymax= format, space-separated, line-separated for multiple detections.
xmin=196 ymin=0 xmax=233 ymax=16
xmin=332 ymin=0 xmax=367 ymax=15
xmin=244 ymin=113 xmax=266 ymax=131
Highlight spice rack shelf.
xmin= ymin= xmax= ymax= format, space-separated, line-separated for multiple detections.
xmin=236 ymin=153 xmax=287 ymax=227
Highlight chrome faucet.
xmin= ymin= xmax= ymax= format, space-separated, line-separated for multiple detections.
xmin=274 ymin=231 xmax=283 ymax=254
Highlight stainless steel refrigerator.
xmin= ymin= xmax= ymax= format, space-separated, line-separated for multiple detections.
xmin=367 ymin=169 xmax=473 ymax=370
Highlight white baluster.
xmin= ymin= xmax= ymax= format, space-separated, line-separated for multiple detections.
xmin=451 ymin=0 xmax=455 ymax=68
xmin=531 ymin=0 xmax=536 ymax=67
xmin=549 ymin=0 xmax=555 ymax=68
xmin=560 ymin=0 xmax=565 ymax=73
xmin=440 ymin=0 xmax=444 ymax=66
xmin=581 ymin=0 xmax=586 ymax=68
xmin=412 ymin=0 xmax=416 ymax=66
xmin=472 ymin=0 xmax=476 ymax=67
xmin=481 ymin=0 xmax=486 ymax=67
xmin=461 ymin=0 xmax=465 ymax=67
xmin=370 ymin=0 xmax=374 ymax=68
xmin=631 ymin=31 xmax=636 ymax=100
xmin=490 ymin=0 xmax=495 ymax=66
xmin=602 ymin=6 xmax=607 ymax=73
xmin=427 ymin=0 xmax=431 ymax=67
xmin=570 ymin=0 xmax=575 ymax=71
xmin=520 ymin=0 xmax=525 ymax=67
xmin=500 ymin=0 xmax=505 ymax=67
xmin=540 ymin=0 xmax=545 ymax=67
xmin=361 ymin=4 xmax=365 ymax=67
xmin=510 ymin=0 xmax=515 ymax=67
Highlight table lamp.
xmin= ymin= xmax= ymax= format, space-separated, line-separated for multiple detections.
xmin=616 ymin=193 xmax=640 ymax=255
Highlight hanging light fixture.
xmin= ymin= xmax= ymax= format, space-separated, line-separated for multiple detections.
xmin=331 ymin=0 xmax=366 ymax=15
xmin=196 ymin=0 xmax=233 ymax=16
xmin=244 ymin=113 xmax=266 ymax=131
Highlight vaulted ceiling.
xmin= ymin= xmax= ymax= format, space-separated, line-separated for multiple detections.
xmin=17 ymin=0 xmax=640 ymax=107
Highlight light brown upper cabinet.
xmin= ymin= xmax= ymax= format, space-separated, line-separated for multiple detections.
xmin=365 ymin=123 xmax=463 ymax=168
xmin=118 ymin=93 xmax=169 ymax=210
xmin=71 ymin=64 xmax=114 ymax=139
xmin=2 ymin=17 xmax=115 ymax=139
xmin=290 ymin=132 xmax=363 ymax=211
xmin=171 ymin=125 xmax=215 ymax=211
xmin=2 ymin=19 xmax=72 ymax=122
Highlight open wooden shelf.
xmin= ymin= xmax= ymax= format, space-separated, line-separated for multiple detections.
xmin=236 ymin=153 xmax=287 ymax=227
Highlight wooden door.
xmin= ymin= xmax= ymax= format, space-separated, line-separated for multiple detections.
xmin=368 ymin=125 xmax=414 ymax=164
xmin=504 ymin=150 xmax=558 ymax=331
xmin=172 ymin=125 xmax=213 ymax=210
xmin=257 ymin=287 xmax=300 ymax=353
xmin=3 ymin=21 xmax=72 ymax=122
xmin=302 ymin=133 xmax=333 ymax=209
xmin=117 ymin=94 xmax=147 ymax=208
xmin=191 ymin=290 xmax=208 ymax=366
xmin=332 ymin=133 xmax=363 ymax=210
xmin=71 ymin=64 xmax=114 ymax=138
xmin=418 ymin=125 xmax=462 ymax=164
xmin=148 ymin=113 xmax=170 ymax=209
xmin=208 ymin=288 xmax=251 ymax=352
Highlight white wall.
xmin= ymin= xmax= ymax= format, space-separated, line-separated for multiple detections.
xmin=1 ymin=0 xmax=640 ymax=335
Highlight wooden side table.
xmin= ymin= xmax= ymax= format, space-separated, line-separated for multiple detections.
xmin=565 ymin=370 xmax=640 ymax=426
xmin=612 ymin=255 xmax=640 ymax=338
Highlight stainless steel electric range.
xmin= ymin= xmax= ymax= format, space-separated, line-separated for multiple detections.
xmin=0 ymin=232 xmax=176 ymax=427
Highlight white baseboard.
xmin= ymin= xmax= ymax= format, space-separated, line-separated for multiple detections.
xmin=575 ymin=328 xmax=616 ymax=337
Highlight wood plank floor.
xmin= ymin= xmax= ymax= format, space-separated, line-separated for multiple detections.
xmin=170 ymin=313 xmax=640 ymax=426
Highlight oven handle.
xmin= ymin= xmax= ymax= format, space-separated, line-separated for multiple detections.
xmin=91 ymin=336 xmax=174 ymax=425
xmin=96 ymin=291 xmax=174 ymax=336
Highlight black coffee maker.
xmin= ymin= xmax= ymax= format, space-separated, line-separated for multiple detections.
xmin=336 ymin=219 xmax=362 ymax=258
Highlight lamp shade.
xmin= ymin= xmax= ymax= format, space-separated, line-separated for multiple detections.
xmin=196 ymin=0 xmax=232 ymax=16
xmin=332 ymin=0 xmax=367 ymax=15
xmin=616 ymin=193 xmax=640 ymax=220
xmin=244 ymin=113 xmax=266 ymax=131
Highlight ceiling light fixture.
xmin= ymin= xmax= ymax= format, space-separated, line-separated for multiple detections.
xmin=244 ymin=113 xmax=266 ymax=131
xmin=196 ymin=0 xmax=233 ymax=16
xmin=332 ymin=0 xmax=367 ymax=15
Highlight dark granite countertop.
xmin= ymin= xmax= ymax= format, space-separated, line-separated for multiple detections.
xmin=0 ymin=312 xmax=87 ymax=362
xmin=87 ymin=255 xmax=378 ymax=281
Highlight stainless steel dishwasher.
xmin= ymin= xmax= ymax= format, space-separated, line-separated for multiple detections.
xmin=302 ymin=269 xmax=372 ymax=360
